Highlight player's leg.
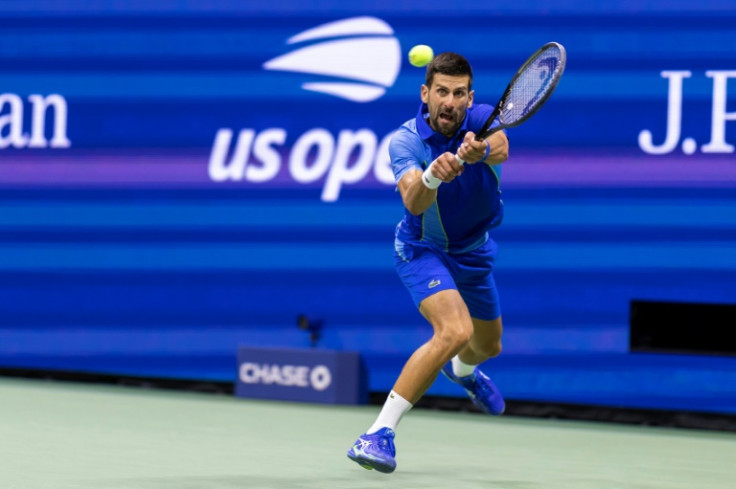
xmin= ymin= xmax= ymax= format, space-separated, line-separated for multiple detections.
xmin=457 ymin=316 xmax=503 ymax=366
xmin=442 ymin=316 xmax=506 ymax=415
xmin=347 ymin=242 xmax=471 ymax=473
xmin=440 ymin=239 xmax=506 ymax=414
xmin=392 ymin=289 xmax=474 ymax=403
xmin=380 ymin=240 xmax=469 ymax=404
xmin=347 ymin=289 xmax=472 ymax=473
xmin=441 ymin=315 xmax=506 ymax=415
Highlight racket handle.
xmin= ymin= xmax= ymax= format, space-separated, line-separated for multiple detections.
xmin=456 ymin=139 xmax=489 ymax=166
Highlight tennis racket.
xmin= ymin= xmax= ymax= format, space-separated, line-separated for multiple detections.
xmin=457 ymin=41 xmax=566 ymax=164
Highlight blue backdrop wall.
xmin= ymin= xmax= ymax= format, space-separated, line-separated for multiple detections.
xmin=1 ymin=0 xmax=735 ymax=414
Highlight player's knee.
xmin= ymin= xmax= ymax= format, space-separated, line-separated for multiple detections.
xmin=454 ymin=323 xmax=474 ymax=348
xmin=477 ymin=338 xmax=502 ymax=358
xmin=434 ymin=321 xmax=473 ymax=354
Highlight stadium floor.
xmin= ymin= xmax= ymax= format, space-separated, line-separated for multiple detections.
xmin=2 ymin=377 xmax=734 ymax=489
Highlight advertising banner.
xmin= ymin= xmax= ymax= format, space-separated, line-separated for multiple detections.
xmin=1 ymin=1 xmax=734 ymax=413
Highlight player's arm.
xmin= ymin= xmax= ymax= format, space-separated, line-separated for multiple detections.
xmin=484 ymin=131 xmax=509 ymax=164
xmin=457 ymin=131 xmax=509 ymax=165
xmin=398 ymin=152 xmax=464 ymax=216
xmin=397 ymin=170 xmax=435 ymax=216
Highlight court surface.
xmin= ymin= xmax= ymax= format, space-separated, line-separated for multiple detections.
xmin=2 ymin=377 xmax=734 ymax=489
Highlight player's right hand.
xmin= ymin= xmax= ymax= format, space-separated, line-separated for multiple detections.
xmin=431 ymin=152 xmax=465 ymax=183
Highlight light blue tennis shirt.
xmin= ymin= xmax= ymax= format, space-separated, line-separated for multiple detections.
xmin=390 ymin=103 xmax=504 ymax=254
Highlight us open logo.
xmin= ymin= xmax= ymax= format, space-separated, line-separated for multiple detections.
xmin=263 ymin=16 xmax=401 ymax=102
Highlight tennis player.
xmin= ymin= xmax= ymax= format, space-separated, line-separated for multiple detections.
xmin=347 ymin=52 xmax=509 ymax=473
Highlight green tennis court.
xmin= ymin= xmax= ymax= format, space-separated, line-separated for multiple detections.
xmin=2 ymin=377 xmax=734 ymax=489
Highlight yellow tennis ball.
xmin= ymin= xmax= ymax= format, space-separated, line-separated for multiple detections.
xmin=408 ymin=45 xmax=434 ymax=68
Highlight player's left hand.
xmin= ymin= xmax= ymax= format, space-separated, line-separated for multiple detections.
xmin=457 ymin=132 xmax=489 ymax=164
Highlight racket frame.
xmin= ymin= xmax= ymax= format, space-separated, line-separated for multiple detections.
xmin=474 ymin=41 xmax=567 ymax=141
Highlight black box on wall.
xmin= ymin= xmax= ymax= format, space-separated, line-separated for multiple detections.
xmin=630 ymin=300 xmax=736 ymax=356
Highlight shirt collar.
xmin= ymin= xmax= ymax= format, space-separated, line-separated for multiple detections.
xmin=415 ymin=102 xmax=470 ymax=143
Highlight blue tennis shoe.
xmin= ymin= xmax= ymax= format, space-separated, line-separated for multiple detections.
xmin=346 ymin=427 xmax=397 ymax=473
xmin=441 ymin=363 xmax=505 ymax=415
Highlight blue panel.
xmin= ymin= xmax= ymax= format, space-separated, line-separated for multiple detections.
xmin=1 ymin=1 xmax=735 ymax=416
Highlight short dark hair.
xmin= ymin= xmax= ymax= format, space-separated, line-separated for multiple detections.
xmin=425 ymin=52 xmax=473 ymax=90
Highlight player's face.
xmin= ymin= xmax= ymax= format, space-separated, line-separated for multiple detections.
xmin=421 ymin=74 xmax=474 ymax=137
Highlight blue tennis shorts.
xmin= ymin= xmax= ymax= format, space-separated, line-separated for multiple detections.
xmin=394 ymin=236 xmax=501 ymax=321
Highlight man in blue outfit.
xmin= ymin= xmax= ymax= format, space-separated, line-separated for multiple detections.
xmin=347 ymin=52 xmax=509 ymax=474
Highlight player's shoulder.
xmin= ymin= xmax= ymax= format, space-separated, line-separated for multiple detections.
xmin=390 ymin=119 xmax=423 ymax=148
xmin=469 ymin=103 xmax=494 ymax=118
xmin=468 ymin=103 xmax=495 ymax=131
xmin=395 ymin=117 xmax=419 ymax=137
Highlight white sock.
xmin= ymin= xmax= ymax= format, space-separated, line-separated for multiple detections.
xmin=366 ymin=390 xmax=413 ymax=434
xmin=451 ymin=355 xmax=476 ymax=378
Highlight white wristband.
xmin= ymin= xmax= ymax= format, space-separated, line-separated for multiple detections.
xmin=421 ymin=164 xmax=442 ymax=189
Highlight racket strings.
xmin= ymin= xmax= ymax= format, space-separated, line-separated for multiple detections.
xmin=502 ymin=46 xmax=564 ymax=125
